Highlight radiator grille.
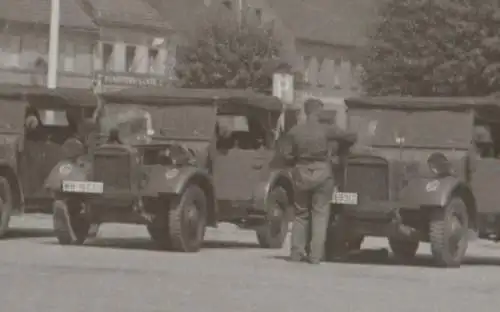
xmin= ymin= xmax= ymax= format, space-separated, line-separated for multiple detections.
xmin=344 ymin=163 xmax=389 ymax=201
xmin=93 ymin=152 xmax=131 ymax=192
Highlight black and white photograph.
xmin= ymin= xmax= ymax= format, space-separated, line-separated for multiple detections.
xmin=0 ymin=0 xmax=499 ymax=311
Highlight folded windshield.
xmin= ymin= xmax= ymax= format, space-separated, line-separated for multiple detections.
xmin=348 ymin=108 xmax=472 ymax=149
xmin=99 ymin=103 xmax=217 ymax=142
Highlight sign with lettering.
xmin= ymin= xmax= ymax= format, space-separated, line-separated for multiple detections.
xmin=272 ymin=73 xmax=294 ymax=105
xmin=98 ymin=74 xmax=168 ymax=87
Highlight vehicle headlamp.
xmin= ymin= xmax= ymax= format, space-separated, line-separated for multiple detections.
xmin=427 ymin=152 xmax=453 ymax=177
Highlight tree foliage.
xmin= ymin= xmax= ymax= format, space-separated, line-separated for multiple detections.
xmin=362 ymin=0 xmax=500 ymax=96
xmin=175 ymin=8 xmax=291 ymax=92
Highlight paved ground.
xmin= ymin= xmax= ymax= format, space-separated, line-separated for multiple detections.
xmin=1 ymin=214 xmax=500 ymax=312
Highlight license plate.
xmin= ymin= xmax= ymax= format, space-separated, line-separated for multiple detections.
xmin=62 ymin=180 xmax=104 ymax=194
xmin=332 ymin=192 xmax=358 ymax=205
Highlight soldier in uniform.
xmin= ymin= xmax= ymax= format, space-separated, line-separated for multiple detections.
xmin=281 ymin=98 xmax=356 ymax=264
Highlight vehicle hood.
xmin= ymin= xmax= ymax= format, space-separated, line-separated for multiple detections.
xmin=349 ymin=144 xmax=468 ymax=178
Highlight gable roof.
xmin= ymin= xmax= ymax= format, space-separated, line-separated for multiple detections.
xmin=266 ymin=0 xmax=381 ymax=47
xmin=144 ymin=0 xmax=211 ymax=33
xmin=0 ymin=0 xmax=97 ymax=30
xmin=144 ymin=0 xmax=380 ymax=47
xmin=85 ymin=0 xmax=171 ymax=30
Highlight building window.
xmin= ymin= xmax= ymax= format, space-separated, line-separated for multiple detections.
xmin=20 ymin=34 xmax=48 ymax=70
xmin=333 ymin=58 xmax=341 ymax=89
xmin=148 ymin=48 xmax=159 ymax=73
xmin=61 ymin=41 xmax=76 ymax=72
xmin=223 ymin=0 xmax=232 ymax=10
xmin=126 ymin=45 xmax=138 ymax=73
xmin=102 ymin=42 xmax=114 ymax=72
xmin=74 ymin=43 xmax=92 ymax=74
xmin=0 ymin=34 xmax=21 ymax=68
xmin=255 ymin=8 xmax=262 ymax=23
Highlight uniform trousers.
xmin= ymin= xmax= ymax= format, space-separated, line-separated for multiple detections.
xmin=290 ymin=168 xmax=334 ymax=263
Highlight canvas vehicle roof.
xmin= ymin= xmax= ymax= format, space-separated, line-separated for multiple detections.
xmin=0 ymin=83 xmax=97 ymax=108
xmin=101 ymin=86 xmax=289 ymax=111
xmin=345 ymin=96 xmax=500 ymax=111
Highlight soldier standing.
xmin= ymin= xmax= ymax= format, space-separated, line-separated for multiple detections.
xmin=281 ymin=98 xmax=356 ymax=264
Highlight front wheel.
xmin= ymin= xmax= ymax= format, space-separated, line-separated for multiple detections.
xmin=53 ymin=199 xmax=90 ymax=245
xmin=0 ymin=177 xmax=13 ymax=238
xmin=429 ymin=197 xmax=469 ymax=268
xmin=256 ymin=186 xmax=289 ymax=249
xmin=168 ymin=185 xmax=207 ymax=252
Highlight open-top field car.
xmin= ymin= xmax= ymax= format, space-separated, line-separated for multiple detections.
xmin=45 ymin=87 xmax=298 ymax=252
xmin=0 ymin=84 xmax=97 ymax=237
xmin=326 ymin=96 xmax=500 ymax=267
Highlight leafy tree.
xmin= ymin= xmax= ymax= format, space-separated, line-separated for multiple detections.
xmin=362 ymin=0 xmax=500 ymax=96
xmin=174 ymin=7 xmax=293 ymax=92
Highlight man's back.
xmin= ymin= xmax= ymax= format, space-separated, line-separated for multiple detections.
xmin=285 ymin=119 xmax=356 ymax=164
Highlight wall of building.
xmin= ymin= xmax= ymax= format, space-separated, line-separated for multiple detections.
xmin=0 ymin=20 xmax=177 ymax=89
xmin=0 ymin=21 xmax=96 ymax=87
xmin=94 ymin=26 xmax=176 ymax=89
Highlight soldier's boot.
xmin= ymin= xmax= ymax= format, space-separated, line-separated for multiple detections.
xmin=53 ymin=200 xmax=77 ymax=244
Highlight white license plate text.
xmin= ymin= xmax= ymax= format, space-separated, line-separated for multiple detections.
xmin=62 ymin=180 xmax=104 ymax=194
xmin=332 ymin=192 xmax=358 ymax=205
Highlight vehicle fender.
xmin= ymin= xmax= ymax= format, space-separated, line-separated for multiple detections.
xmin=143 ymin=166 xmax=217 ymax=225
xmin=253 ymin=170 xmax=294 ymax=215
xmin=399 ymin=175 xmax=474 ymax=209
xmin=44 ymin=159 xmax=91 ymax=192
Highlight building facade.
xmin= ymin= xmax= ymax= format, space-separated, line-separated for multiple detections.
xmin=81 ymin=0 xmax=175 ymax=90
xmin=0 ymin=0 xmax=175 ymax=90
xmin=0 ymin=0 xmax=98 ymax=87
xmin=210 ymin=0 xmax=380 ymax=127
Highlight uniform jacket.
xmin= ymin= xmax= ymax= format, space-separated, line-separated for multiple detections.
xmin=281 ymin=119 xmax=356 ymax=191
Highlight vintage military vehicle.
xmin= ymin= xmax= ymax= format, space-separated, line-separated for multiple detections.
xmin=46 ymin=87 xmax=297 ymax=252
xmin=326 ymin=96 xmax=500 ymax=268
xmin=0 ymin=84 xmax=97 ymax=237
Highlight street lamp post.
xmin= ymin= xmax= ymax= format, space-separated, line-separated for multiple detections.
xmin=47 ymin=0 xmax=60 ymax=89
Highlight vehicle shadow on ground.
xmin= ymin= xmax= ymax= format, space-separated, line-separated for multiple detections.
xmin=44 ymin=237 xmax=261 ymax=251
xmin=3 ymin=228 xmax=55 ymax=240
xmin=271 ymin=249 xmax=500 ymax=268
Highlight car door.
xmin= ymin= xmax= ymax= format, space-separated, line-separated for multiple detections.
xmin=213 ymin=146 xmax=274 ymax=201
xmin=20 ymin=139 xmax=64 ymax=199
xmin=471 ymin=158 xmax=500 ymax=215
xmin=20 ymin=109 xmax=70 ymax=200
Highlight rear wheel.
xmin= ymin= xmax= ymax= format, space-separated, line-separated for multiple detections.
xmin=0 ymin=177 xmax=13 ymax=238
xmin=256 ymin=186 xmax=289 ymax=249
xmin=53 ymin=199 xmax=90 ymax=245
xmin=389 ymin=238 xmax=419 ymax=261
xmin=429 ymin=197 xmax=469 ymax=268
xmin=168 ymin=185 xmax=207 ymax=252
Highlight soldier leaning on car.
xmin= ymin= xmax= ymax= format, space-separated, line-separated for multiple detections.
xmin=280 ymin=98 xmax=357 ymax=264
